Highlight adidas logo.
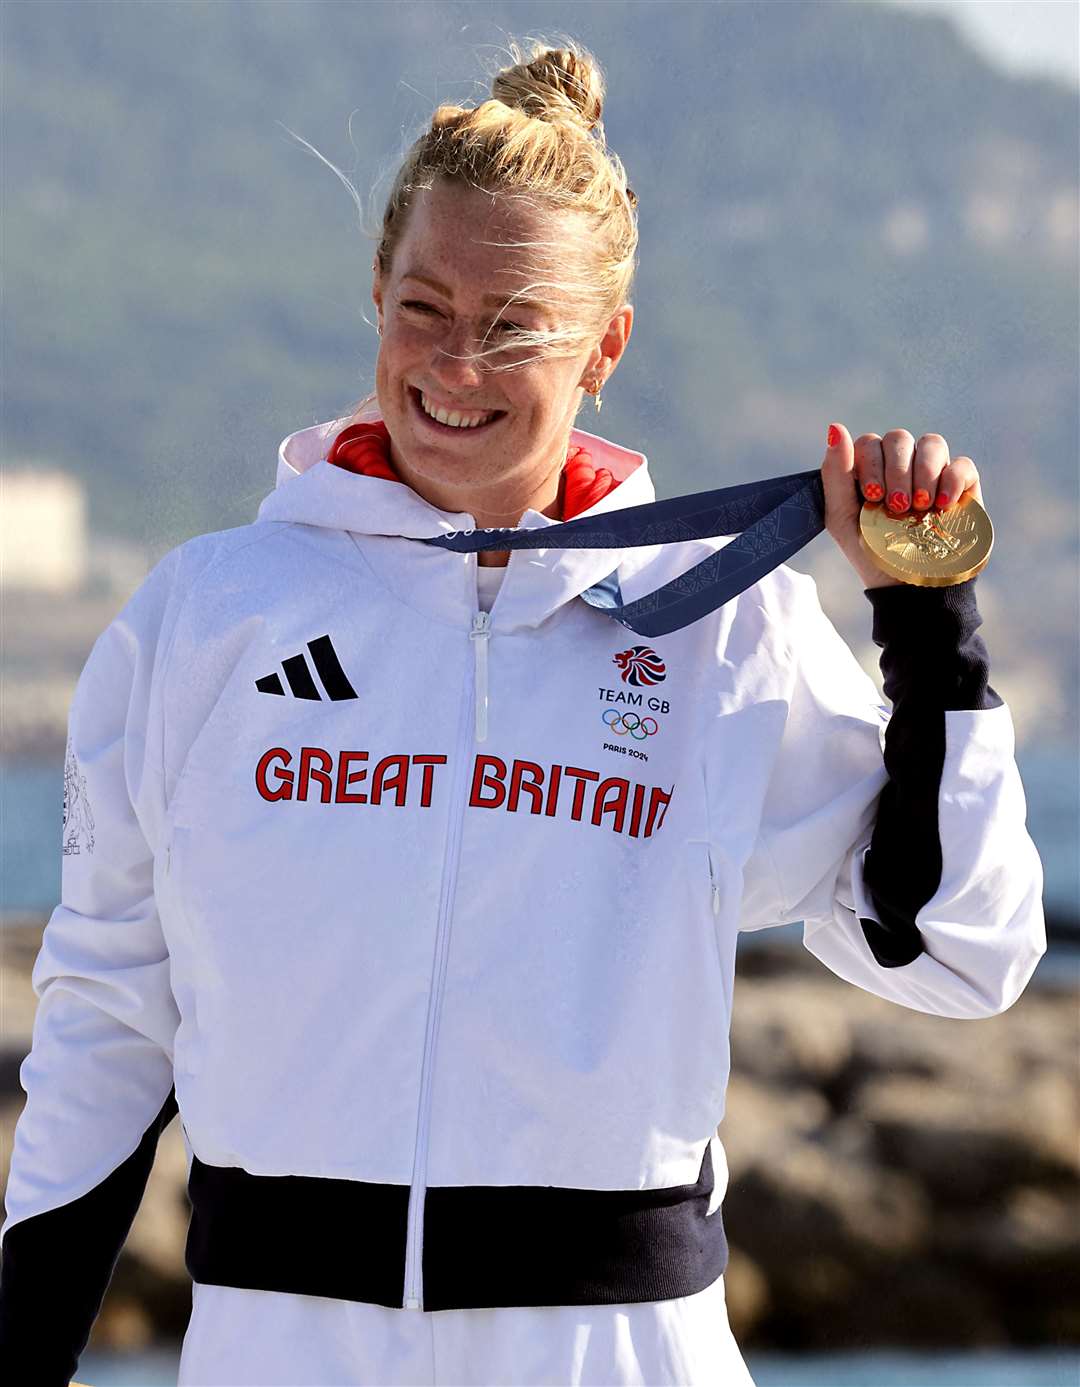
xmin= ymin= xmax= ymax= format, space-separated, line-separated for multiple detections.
xmin=255 ymin=634 xmax=358 ymax=701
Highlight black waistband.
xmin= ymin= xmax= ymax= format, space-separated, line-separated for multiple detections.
xmin=184 ymin=1141 xmax=728 ymax=1311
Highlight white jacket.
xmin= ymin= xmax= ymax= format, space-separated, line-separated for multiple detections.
xmin=0 ymin=412 xmax=1046 ymax=1372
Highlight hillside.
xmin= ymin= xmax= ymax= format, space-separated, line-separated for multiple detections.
xmin=2 ymin=0 xmax=1077 ymax=742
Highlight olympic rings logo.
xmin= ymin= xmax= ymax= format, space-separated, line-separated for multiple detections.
xmin=602 ymin=709 xmax=659 ymax=739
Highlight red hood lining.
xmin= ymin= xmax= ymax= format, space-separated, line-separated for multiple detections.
xmin=325 ymin=420 xmax=622 ymax=522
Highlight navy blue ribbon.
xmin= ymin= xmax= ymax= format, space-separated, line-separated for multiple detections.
xmin=420 ymin=469 xmax=826 ymax=637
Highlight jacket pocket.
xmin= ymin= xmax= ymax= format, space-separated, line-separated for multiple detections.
xmin=690 ymin=836 xmax=742 ymax=1031
xmin=686 ymin=837 xmax=726 ymax=972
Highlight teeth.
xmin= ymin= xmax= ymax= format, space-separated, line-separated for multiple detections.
xmin=419 ymin=391 xmax=497 ymax=429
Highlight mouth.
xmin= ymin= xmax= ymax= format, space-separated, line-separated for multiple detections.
xmin=408 ymin=386 xmax=507 ymax=437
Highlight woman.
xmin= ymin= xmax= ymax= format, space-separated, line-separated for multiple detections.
xmin=0 ymin=39 xmax=1045 ymax=1387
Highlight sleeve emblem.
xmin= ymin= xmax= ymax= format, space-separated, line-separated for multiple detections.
xmin=62 ymin=736 xmax=96 ymax=856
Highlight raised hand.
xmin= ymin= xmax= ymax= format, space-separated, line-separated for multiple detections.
xmin=821 ymin=423 xmax=984 ymax=589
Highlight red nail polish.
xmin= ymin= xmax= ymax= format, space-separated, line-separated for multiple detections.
xmin=827 ymin=424 xmax=841 ymax=449
xmin=888 ymin=491 xmax=909 ymax=512
xmin=863 ymin=482 xmax=884 ymax=502
xmin=913 ymin=488 xmax=931 ymax=509
xmin=935 ymin=491 xmax=951 ymax=508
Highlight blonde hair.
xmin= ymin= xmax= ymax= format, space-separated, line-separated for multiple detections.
xmin=330 ymin=36 xmax=638 ymax=423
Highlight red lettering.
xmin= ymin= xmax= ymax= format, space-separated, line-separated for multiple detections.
xmin=413 ymin=755 xmax=448 ymax=808
xmin=298 ymin=746 xmax=334 ymax=803
xmin=371 ymin=754 xmax=409 ymax=807
xmin=563 ymin=766 xmax=601 ymax=822
xmin=628 ymin=782 xmax=646 ymax=837
xmin=256 ymin=746 xmax=293 ymax=802
xmin=469 ymin=755 xmax=507 ymax=808
xmin=591 ymin=777 xmax=630 ymax=833
xmin=255 ymin=747 xmax=670 ymax=834
xmin=508 ymin=759 xmax=545 ymax=814
xmin=544 ymin=763 xmax=562 ymax=817
xmin=334 ymin=750 xmax=368 ymax=804
xmin=643 ymin=784 xmax=674 ymax=837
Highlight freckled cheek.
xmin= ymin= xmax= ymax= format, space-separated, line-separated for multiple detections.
xmin=397 ymin=322 xmax=433 ymax=348
xmin=378 ymin=341 xmax=419 ymax=393
xmin=380 ymin=323 xmax=429 ymax=363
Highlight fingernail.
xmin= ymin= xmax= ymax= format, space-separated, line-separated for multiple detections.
xmin=827 ymin=424 xmax=841 ymax=448
xmin=935 ymin=490 xmax=951 ymax=508
xmin=887 ymin=490 xmax=909 ymax=512
xmin=913 ymin=488 xmax=931 ymax=509
xmin=863 ymin=482 xmax=884 ymax=502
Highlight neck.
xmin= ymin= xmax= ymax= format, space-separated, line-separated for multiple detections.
xmin=324 ymin=419 xmax=620 ymax=563
xmin=478 ymin=480 xmax=564 ymax=567
xmin=389 ymin=446 xmax=567 ymax=566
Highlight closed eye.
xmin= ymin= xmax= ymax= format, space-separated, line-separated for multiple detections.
xmin=402 ymin=300 xmax=525 ymax=334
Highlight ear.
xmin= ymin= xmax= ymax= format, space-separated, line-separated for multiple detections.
xmin=581 ymin=304 xmax=633 ymax=388
xmin=372 ymin=259 xmax=384 ymax=334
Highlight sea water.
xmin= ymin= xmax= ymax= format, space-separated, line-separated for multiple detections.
xmin=77 ymin=1344 xmax=1080 ymax=1386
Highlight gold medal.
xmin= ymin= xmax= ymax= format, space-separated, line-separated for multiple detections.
xmin=859 ymin=493 xmax=993 ymax=586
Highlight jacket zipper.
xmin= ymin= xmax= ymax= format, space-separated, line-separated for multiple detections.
xmin=469 ymin=609 xmax=491 ymax=742
xmin=402 ymin=609 xmax=489 ymax=1310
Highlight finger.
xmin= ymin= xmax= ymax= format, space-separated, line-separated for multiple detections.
xmin=934 ymin=455 xmax=981 ymax=509
xmin=822 ymin=421 xmax=857 ymax=520
xmin=883 ymin=429 xmax=915 ymax=513
xmin=853 ymin=433 xmax=885 ymax=502
xmin=912 ymin=432 xmax=950 ymax=511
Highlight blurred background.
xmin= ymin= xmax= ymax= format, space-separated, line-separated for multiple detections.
xmin=2 ymin=1 xmax=1077 ymax=1383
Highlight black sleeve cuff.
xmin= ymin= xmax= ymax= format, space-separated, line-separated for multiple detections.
xmin=863 ymin=577 xmax=1003 ymax=712
xmin=857 ymin=577 xmax=1002 ymax=968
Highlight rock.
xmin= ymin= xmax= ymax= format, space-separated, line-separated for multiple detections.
xmin=1001 ymin=1184 xmax=1080 ymax=1259
xmin=122 ymin=1121 xmax=191 ymax=1278
xmin=719 ymin=955 xmax=1079 ymax=1347
xmin=89 ymin=1294 xmax=156 ymax=1353
xmin=718 ymin=1075 xmax=830 ymax=1181
xmin=721 ymin=1246 xmax=770 ymax=1340
xmin=856 ymin=1068 xmax=1079 ymax=1203
xmin=725 ymin=1138 xmax=931 ymax=1264
xmin=729 ymin=977 xmax=854 ymax=1087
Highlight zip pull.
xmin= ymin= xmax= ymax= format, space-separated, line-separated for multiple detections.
xmin=469 ymin=610 xmax=492 ymax=742
xmin=688 ymin=837 xmax=722 ymax=917
xmin=707 ymin=845 xmax=721 ymax=916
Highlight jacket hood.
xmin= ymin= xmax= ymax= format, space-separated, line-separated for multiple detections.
xmin=255 ymin=406 xmax=665 ymax=632
xmin=260 ymin=406 xmax=655 ymax=532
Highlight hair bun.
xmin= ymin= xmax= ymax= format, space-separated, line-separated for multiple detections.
xmin=492 ymin=42 xmax=605 ymax=135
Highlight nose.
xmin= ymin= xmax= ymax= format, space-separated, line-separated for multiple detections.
xmin=428 ymin=320 xmax=486 ymax=395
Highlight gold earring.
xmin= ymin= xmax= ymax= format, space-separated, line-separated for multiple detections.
xmin=589 ymin=378 xmax=603 ymax=414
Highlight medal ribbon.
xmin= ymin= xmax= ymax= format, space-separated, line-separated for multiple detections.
xmin=419 ymin=469 xmax=827 ymax=637
xmin=325 ymin=421 xmax=827 ymax=637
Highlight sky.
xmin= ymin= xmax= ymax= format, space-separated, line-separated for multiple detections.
xmin=883 ymin=0 xmax=1079 ymax=87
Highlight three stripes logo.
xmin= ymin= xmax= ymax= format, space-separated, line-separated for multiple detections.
xmin=255 ymin=634 xmax=358 ymax=702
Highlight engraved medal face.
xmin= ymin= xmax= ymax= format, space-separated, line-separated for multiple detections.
xmin=859 ymin=494 xmax=993 ymax=586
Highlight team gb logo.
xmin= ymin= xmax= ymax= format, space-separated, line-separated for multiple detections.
xmin=612 ymin=646 xmax=667 ymax=687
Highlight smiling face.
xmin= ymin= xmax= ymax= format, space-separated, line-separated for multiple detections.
xmin=370 ymin=178 xmax=632 ymax=528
